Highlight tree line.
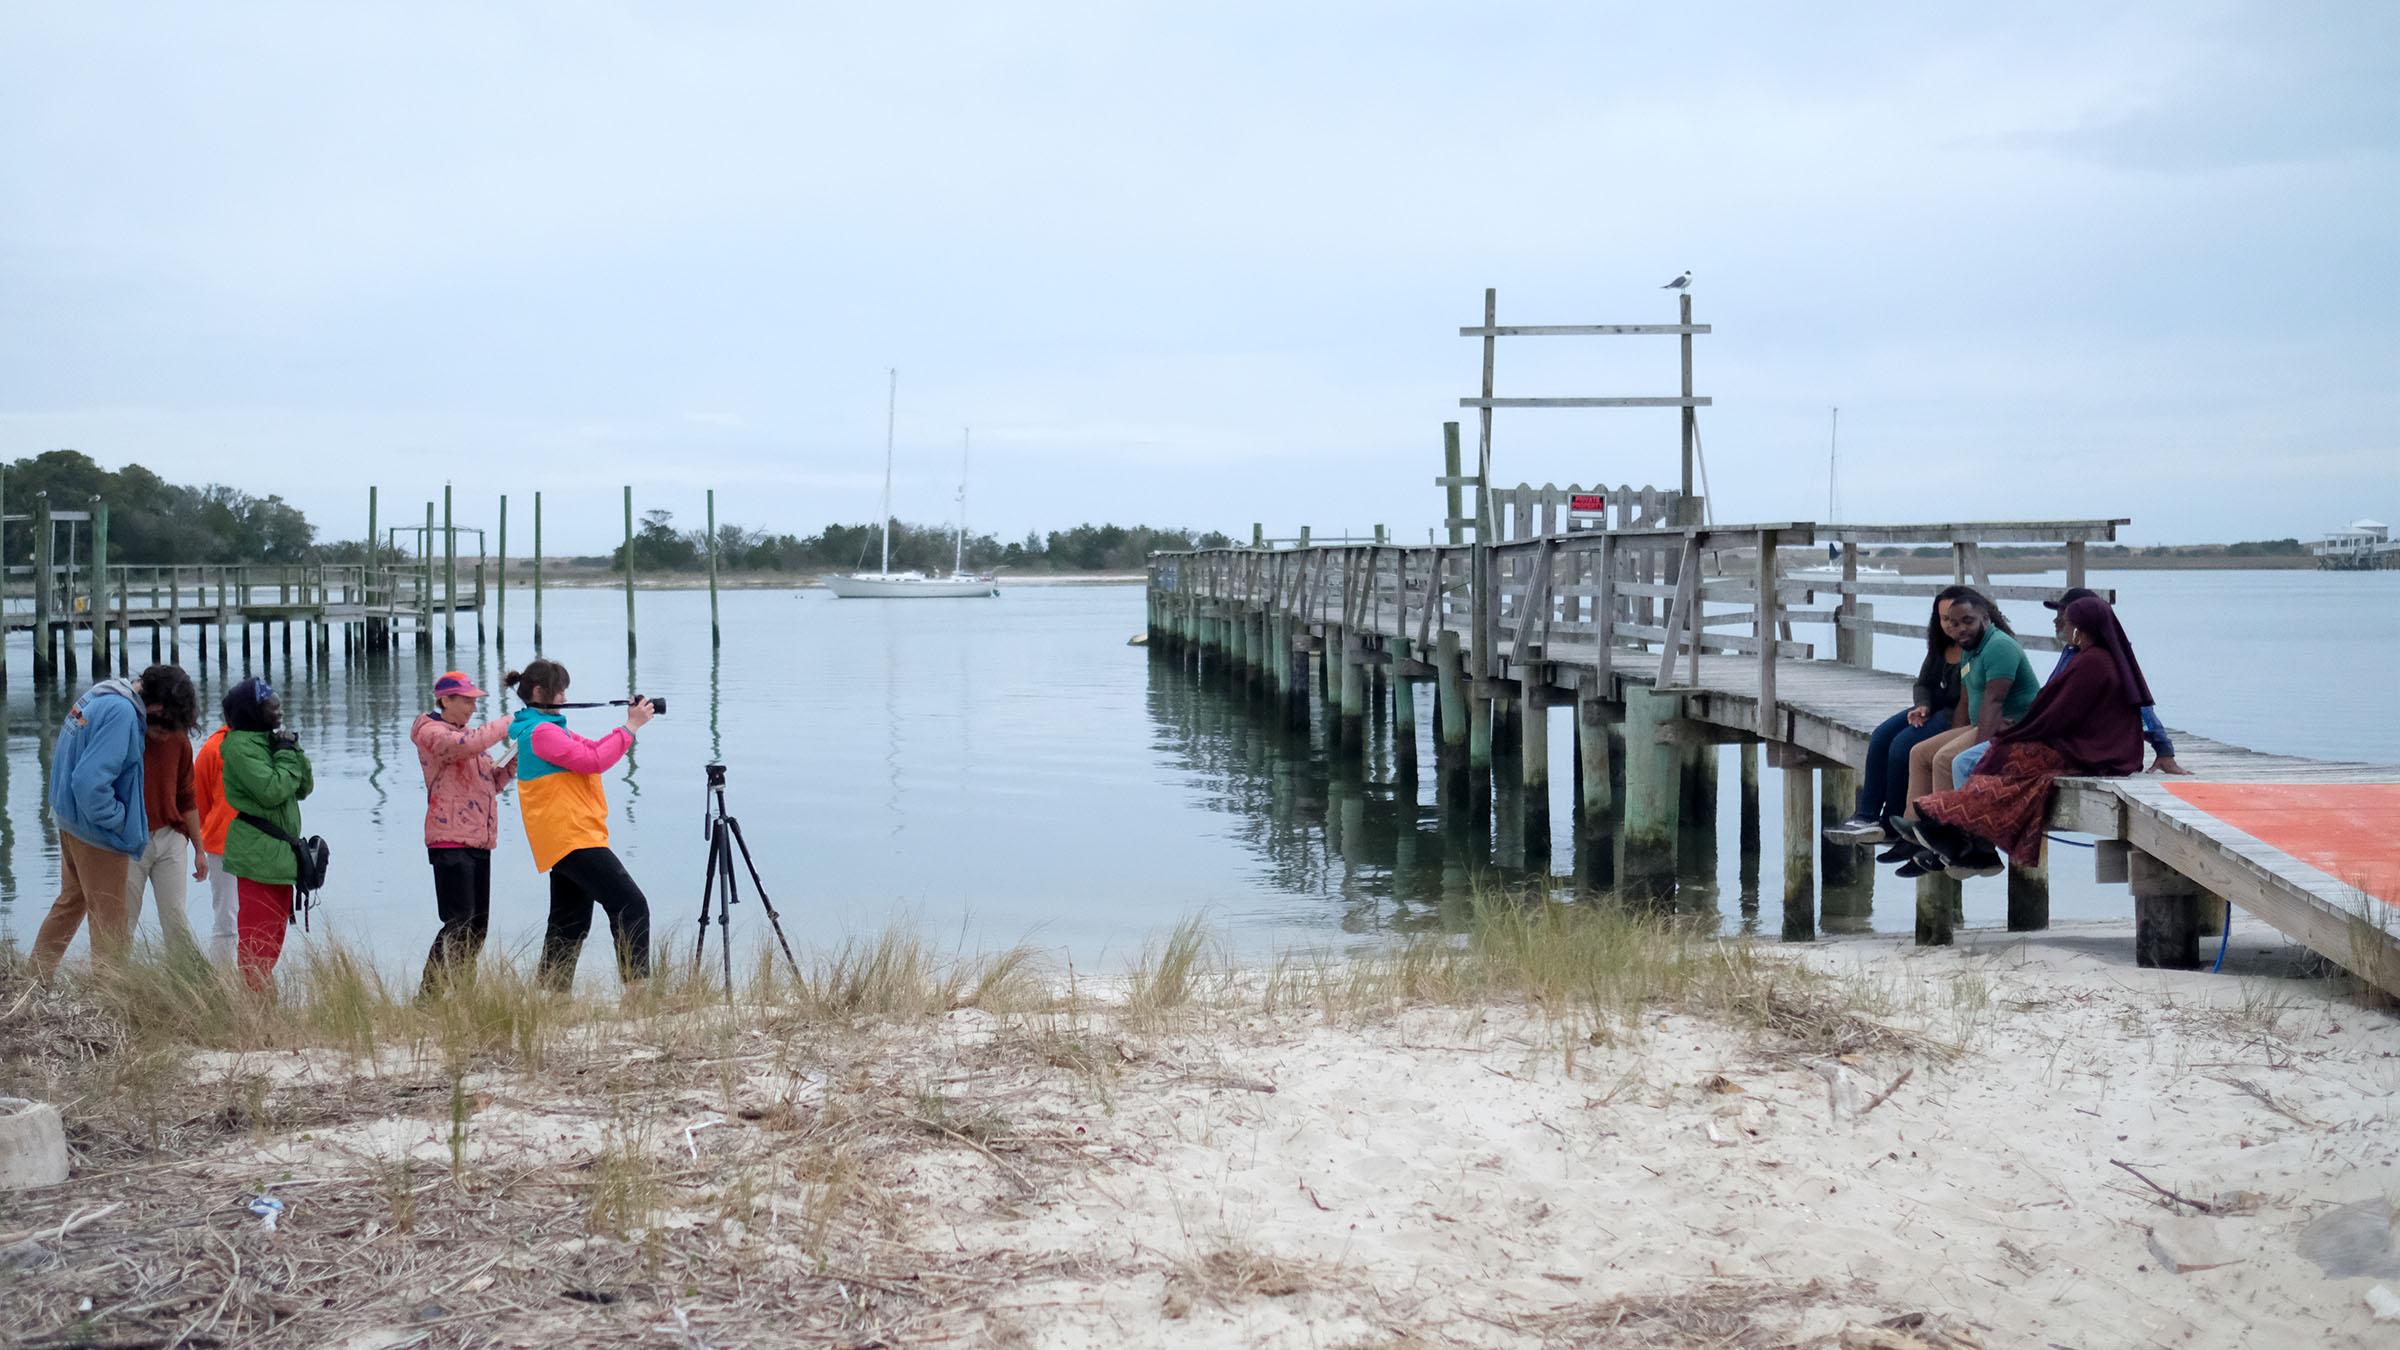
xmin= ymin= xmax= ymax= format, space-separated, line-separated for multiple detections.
xmin=5 ymin=451 xmax=1230 ymax=573
xmin=610 ymin=511 xmax=1236 ymax=574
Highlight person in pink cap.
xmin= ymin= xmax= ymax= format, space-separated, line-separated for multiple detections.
xmin=411 ymin=670 xmax=516 ymax=995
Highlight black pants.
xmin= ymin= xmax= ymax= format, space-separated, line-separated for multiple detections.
xmin=538 ymin=846 xmax=653 ymax=991
xmin=420 ymin=847 xmax=492 ymax=996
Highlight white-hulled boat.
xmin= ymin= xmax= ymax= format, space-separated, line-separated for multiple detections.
xmin=823 ymin=372 xmax=1001 ymax=599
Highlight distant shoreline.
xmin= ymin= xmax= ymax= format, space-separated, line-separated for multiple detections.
xmin=526 ymin=570 xmax=1145 ymax=591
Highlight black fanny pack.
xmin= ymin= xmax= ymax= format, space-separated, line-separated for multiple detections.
xmin=237 ymin=812 xmax=332 ymax=924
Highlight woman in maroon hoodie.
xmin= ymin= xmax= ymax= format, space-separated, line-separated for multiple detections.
xmin=412 ymin=671 xmax=515 ymax=995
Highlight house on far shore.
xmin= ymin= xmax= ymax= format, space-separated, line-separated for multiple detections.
xmin=2308 ymin=518 xmax=2399 ymax=570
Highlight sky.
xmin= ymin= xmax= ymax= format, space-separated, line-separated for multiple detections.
xmin=2 ymin=1 xmax=2394 ymax=553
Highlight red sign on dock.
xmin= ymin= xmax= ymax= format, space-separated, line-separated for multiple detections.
xmin=1569 ymin=493 xmax=1606 ymax=519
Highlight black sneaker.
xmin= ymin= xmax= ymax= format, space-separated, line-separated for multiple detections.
xmin=1945 ymin=848 xmax=2006 ymax=880
xmin=1876 ymin=841 xmax=1915 ymax=865
xmin=1824 ymin=813 xmax=1888 ymax=845
xmin=1895 ymin=856 xmax=1933 ymax=878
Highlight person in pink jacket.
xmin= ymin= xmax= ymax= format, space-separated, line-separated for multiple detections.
xmin=412 ymin=670 xmax=516 ymax=995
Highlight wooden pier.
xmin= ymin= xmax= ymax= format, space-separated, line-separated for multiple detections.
xmin=1142 ymin=289 xmax=2400 ymax=993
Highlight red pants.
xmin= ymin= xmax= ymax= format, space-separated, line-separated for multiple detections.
xmin=236 ymin=878 xmax=293 ymax=991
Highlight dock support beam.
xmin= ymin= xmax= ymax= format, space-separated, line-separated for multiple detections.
xmin=443 ymin=483 xmax=456 ymax=651
xmin=1622 ymin=687 xmax=1681 ymax=885
xmin=2007 ymin=856 xmax=2050 ymax=932
xmin=1337 ymin=630 xmax=1365 ymax=751
xmin=533 ymin=491 xmax=544 ymax=650
xmin=90 ymin=500 xmax=110 ymax=678
xmin=1915 ymin=873 xmax=1960 ymax=946
xmin=1392 ymin=638 xmax=1418 ymax=780
xmin=31 ymin=493 xmax=54 ymax=687
xmin=1819 ymin=766 xmax=1864 ymax=890
xmin=1781 ymin=765 xmax=1814 ymax=941
xmin=2131 ymin=852 xmax=2206 ymax=970
xmin=1520 ymin=682 xmax=1550 ymax=865
xmin=706 ymin=488 xmax=720 ymax=647
xmin=623 ymin=485 xmax=637 ymax=658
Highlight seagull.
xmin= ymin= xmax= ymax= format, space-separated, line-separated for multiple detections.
xmin=1662 ymin=271 xmax=1691 ymax=291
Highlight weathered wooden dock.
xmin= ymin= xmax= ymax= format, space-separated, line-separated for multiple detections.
xmin=1142 ymin=289 xmax=2400 ymax=993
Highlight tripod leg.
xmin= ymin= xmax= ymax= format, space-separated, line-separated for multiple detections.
xmin=724 ymin=816 xmax=804 ymax=981
xmin=695 ymin=822 xmax=726 ymax=978
xmin=718 ymin=830 xmax=737 ymax=1003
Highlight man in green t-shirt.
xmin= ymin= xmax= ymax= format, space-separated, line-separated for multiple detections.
xmin=1898 ymin=593 xmax=2031 ymax=851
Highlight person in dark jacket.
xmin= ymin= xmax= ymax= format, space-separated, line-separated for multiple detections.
xmin=1824 ymin=590 xmax=1969 ymax=846
xmin=30 ymin=665 xmax=195 ymax=975
xmin=1948 ymin=586 xmax=2187 ymax=785
xmin=219 ymin=677 xmax=315 ymax=991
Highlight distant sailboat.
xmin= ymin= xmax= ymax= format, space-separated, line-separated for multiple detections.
xmin=1793 ymin=406 xmax=1900 ymax=584
xmin=823 ymin=371 xmax=1000 ymax=599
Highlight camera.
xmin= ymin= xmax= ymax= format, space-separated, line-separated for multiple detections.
xmin=705 ymin=762 xmax=727 ymax=788
xmin=269 ymin=729 xmax=300 ymax=753
xmin=640 ymin=694 xmax=668 ymax=715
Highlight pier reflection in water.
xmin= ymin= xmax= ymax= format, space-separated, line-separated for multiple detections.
xmin=1140 ymin=641 xmax=1856 ymax=938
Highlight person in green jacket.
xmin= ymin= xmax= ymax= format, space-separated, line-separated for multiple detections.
xmin=219 ymin=677 xmax=315 ymax=990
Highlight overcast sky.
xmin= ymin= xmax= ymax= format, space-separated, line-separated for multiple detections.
xmin=2 ymin=1 xmax=2393 ymax=552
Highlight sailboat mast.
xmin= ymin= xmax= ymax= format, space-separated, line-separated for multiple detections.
xmin=881 ymin=368 xmax=896 ymax=576
xmin=1827 ymin=406 xmax=1840 ymax=524
xmin=956 ymin=428 xmax=969 ymax=576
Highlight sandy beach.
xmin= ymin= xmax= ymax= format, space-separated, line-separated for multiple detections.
xmin=3 ymin=915 xmax=2395 ymax=1348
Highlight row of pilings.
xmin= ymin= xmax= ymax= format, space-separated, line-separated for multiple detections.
xmin=1142 ymin=587 xmax=1937 ymax=938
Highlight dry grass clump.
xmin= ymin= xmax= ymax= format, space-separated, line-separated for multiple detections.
xmin=1162 ymin=1244 xmax=1318 ymax=1318
xmin=1539 ymin=1277 xmax=1839 ymax=1348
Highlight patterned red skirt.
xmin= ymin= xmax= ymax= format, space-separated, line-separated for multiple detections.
xmin=1916 ymin=742 xmax=2070 ymax=862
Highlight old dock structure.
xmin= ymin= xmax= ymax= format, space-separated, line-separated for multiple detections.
xmin=0 ymin=481 xmax=726 ymax=685
xmin=1143 ymin=290 xmax=2400 ymax=993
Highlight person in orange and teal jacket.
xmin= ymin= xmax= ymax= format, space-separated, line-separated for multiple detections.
xmin=502 ymin=659 xmax=655 ymax=992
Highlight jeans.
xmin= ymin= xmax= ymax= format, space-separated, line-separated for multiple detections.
xmin=538 ymin=847 xmax=653 ymax=992
xmin=1952 ymin=739 xmax=1990 ymax=788
xmin=421 ymin=846 xmax=493 ymax=996
xmin=1857 ymin=707 xmax=1954 ymax=821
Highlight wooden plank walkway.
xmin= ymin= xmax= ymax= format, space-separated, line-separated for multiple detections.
xmin=1150 ymin=527 xmax=2400 ymax=994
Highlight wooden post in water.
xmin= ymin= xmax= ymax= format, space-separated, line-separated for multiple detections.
xmin=496 ymin=494 xmax=507 ymax=650
xmin=168 ymin=570 xmax=181 ymax=665
xmin=1520 ymin=685 xmax=1550 ymax=864
xmin=1915 ymin=873 xmax=1959 ymax=946
xmin=1679 ymin=741 xmax=1719 ymax=879
xmin=1621 ymin=687 xmax=1682 ymax=883
xmin=90 ymin=499 xmax=110 ymax=678
xmin=533 ymin=490 xmax=544 ymax=650
xmin=1820 ymin=766 xmax=1862 ymax=888
xmin=1436 ymin=631 xmax=1468 ymax=769
xmin=1391 ymin=638 xmax=1417 ymax=780
xmin=706 ymin=488 xmax=721 ymax=647
xmin=365 ymin=486 xmax=379 ymax=648
xmin=1337 ymin=629 xmax=1365 ymax=750
xmin=31 ymin=492 xmax=53 ymax=686
xmin=442 ymin=484 xmax=457 ymax=650
xmin=1781 ymin=765 xmax=1815 ymax=941
xmin=623 ymin=486 xmax=636 ymax=658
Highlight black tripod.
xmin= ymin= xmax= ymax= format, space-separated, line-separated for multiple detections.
xmin=693 ymin=763 xmax=802 ymax=999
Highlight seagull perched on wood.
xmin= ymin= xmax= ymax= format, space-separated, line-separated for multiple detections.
xmin=1662 ymin=271 xmax=1692 ymax=291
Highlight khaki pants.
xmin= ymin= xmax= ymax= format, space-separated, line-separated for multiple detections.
xmin=1905 ymin=725 xmax=1983 ymax=814
xmin=30 ymin=831 xmax=137 ymax=974
xmin=204 ymin=851 xmax=238 ymax=969
xmin=127 ymin=827 xmax=200 ymax=956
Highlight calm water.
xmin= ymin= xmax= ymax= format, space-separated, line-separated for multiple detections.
xmin=1 ymin=569 xmax=2393 ymax=976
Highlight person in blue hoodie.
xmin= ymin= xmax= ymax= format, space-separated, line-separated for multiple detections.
xmin=31 ymin=665 xmax=195 ymax=975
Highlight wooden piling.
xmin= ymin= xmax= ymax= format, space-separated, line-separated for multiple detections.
xmin=1337 ymin=630 xmax=1365 ymax=750
xmin=31 ymin=492 xmax=53 ymax=686
xmin=1819 ymin=766 xmax=1864 ymax=888
xmin=706 ymin=488 xmax=721 ymax=647
xmin=1392 ymin=638 xmax=1418 ymax=778
xmin=90 ymin=499 xmax=110 ymax=678
xmin=1679 ymin=740 xmax=1719 ymax=877
xmin=1436 ymin=632 xmax=1468 ymax=764
xmin=2006 ymin=856 xmax=2050 ymax=931
xmin=365 ymin=486 xmax=380 ymax=647
xmin=1521 ymin=685 xmax=1551 ymax=862
xmin=443 ymin=483 xmax=457 ymax=650
xmin=2130 ymin=852 xmax=2205 ymax=970
xmin=623 ymin=485 xmax=636 ymax=657
xmin=1622 ymin=687 xmax=1682 ymax=880
xmin=1781 ymin=765 xmax=1815 ymax=941
xmin=168 ymin=573 xmax=180 ymax=664
xmin=1915 ymin=873 xmax=1959 ymax=946
xmin=533 ymin=490 xmax=544 ymax=650
xmin=497 ymin=493 xmax=508 ymax=650
xmin=419 ymin=502 xmax=434 ymax=648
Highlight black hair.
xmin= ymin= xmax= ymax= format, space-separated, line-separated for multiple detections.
xmin=139 ymin=664 xmax=199 ymax=734
xmin=1938 ymin=585 xmax=2014 ymax=637
xmin=503 ymin=660 xmax=570 ymax=705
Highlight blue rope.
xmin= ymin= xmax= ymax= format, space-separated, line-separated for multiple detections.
xmin=2211 ymin=900 xmax=2233 ymax=973
xmin=2043 ymin=834 xmax=2097 ymax=848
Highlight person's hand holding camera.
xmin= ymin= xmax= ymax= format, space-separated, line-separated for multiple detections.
xmin=625 ymin=697 xmax=656 ymax=732
xmin=269 ymin=728 xmax=301 ymax=753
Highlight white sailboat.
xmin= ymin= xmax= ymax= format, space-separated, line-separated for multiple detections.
xmin=823 ymin=371 xmax=1000 ymax=599
xmin=1793 ymin=405 xmax=1901 ymax=584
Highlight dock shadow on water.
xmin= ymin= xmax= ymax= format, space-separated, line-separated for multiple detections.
xmin=1142 ymin=640 xmax=1753 ymax=938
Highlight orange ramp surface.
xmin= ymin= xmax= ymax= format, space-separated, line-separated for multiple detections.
xmin=2162 ymin=782 xmax=2400 ymax=910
